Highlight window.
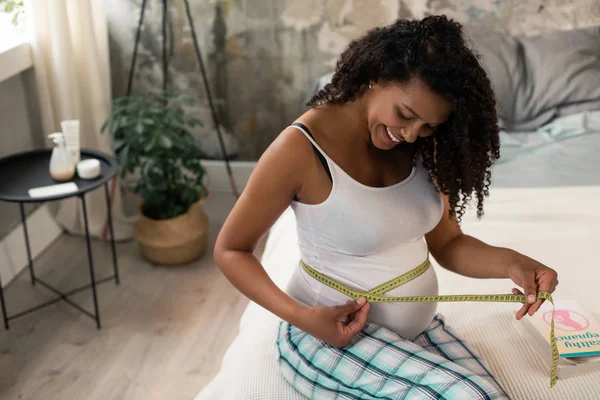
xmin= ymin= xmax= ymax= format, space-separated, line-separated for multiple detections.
xmin=0 ymin=0 xmax=30 ymax=83
xmin=0 ymin=0 xmax=26 ymax=48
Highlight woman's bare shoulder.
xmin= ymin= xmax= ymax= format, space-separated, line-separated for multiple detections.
xmin=267 ymin=124 xmax=316 ymax=163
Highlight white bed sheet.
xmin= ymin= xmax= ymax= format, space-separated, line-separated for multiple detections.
xmin=492 ymin=111 xmax=600 ymax=188
xmin=196 ymin=185 xmax=600 ymax=400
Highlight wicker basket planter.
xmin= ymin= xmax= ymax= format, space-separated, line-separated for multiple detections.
xmin=132 ymin=195 xmax=210 ymax=265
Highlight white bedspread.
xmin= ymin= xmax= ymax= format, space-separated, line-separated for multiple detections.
xmin=196 ymin=186 xmax=600 ymax=400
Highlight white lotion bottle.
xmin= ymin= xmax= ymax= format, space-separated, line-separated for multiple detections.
xmin=61 ymin=119 xmax=80 ymax=164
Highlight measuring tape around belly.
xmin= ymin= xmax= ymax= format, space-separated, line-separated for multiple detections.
xmin=299 ymin=258 xmax=558 ymax=388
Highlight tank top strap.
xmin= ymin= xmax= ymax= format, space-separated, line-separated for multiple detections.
xmin=289 ymin=122 xmax=333 ymax=182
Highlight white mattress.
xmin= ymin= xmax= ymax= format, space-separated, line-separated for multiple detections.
xmin=196 ymin=186 xmax=600 ymax=400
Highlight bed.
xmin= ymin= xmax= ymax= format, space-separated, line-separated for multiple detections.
xmin=196 ymin=25 xmax=600 ymax=400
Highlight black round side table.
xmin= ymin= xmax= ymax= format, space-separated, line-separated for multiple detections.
xmin=0 ymin=148 xmax=121 ymax=329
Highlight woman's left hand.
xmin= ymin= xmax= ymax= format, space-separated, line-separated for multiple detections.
xmin=505 ymin=252 xmax=559 ymax=320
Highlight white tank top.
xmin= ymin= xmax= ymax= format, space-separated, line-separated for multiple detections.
xmin=284 ymin=123 xmax=444 ymax=339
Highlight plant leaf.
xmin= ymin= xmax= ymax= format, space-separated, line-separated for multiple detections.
xmin=135 ymin=122 xmax=144 ymax=134
xmin=188 ymin=118 xmax=203 ymax=127
xmin=5 ymin=2 xmax=14 ymax=12
xmin=112 ymin=138 xmax=126 ymax=152
xmin=159 ymin=136 xmax=173 ymax=149
xmin=144 ymin=137 xmax=156 ymax=153
xmin=175 ymin=109 xmax=185 ymax=124
xmin=100 ymin=118 xmax=109 ymax=133
xmin=110 ymin=119 xmax=121 ymax=136
xmin=117 ymin=144 xmax=129 ymax=165
xmin=120 ymin=116 xmax=133 ymax=127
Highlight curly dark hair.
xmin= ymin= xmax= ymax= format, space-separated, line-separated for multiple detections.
xmin=306 ymin=15 xmax=500 ymax=222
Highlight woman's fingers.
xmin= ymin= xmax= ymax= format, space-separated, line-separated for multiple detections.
xmin=529 ymin=281 xmax=551 ymax=316
xmin=336 ymin=297 xmax=366 ymax=318
xmin=338 ymin=298 xmax=368 ymax=335
xmin=512 ymin=288 xmax=530 ymax=320
xmin=346 ymin=302 xmax=370 ymax=335
xmin=512 ymin=288 xmax=524 ymax=295
xmin=345 ymin=300 xmax=359 ymax=323
xmin=528 ymin=272 xmax=559 ymax=316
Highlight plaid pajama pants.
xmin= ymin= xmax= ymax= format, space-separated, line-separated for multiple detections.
xmin=277 ymin=314 xmax=510 ymax=400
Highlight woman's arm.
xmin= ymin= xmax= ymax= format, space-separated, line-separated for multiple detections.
xmin=214 ymin=128 xmax=309 ymax=325
xmin=425 ymin=194 xmax=511 ymax=279
xmin=425 ymin=193 xmax=559 ymax=319
xmin=214 ymin=127 xmax=370 ymax=346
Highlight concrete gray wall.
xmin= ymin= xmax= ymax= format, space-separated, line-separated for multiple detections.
xmin=106 ymin=0 xmax=600 ymax=161
xmin=106 ymin=0 xmax=331 ymax=161
xmin=0 ymin=70 xmax=43 ymax=238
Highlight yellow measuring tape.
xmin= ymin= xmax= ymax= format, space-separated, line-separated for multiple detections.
xmin=300 ymin=258 xmax=559 ymax=388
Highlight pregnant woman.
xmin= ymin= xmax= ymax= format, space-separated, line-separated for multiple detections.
xmin=214 ymin=15 xmax=558 ymax=399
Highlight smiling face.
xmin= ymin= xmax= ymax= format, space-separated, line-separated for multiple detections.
xmin=365 ymin=79 xmax=452 ymax=150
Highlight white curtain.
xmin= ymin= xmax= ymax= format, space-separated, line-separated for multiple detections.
xmin=25 ymin=0 xmax=133 ymax=240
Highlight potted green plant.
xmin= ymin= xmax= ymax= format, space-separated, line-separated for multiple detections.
xmin=101 ymin=91 xmax=211 ymax=265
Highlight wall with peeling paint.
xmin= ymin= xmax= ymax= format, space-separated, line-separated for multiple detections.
xmin=106 ymin=0 xmax=600 ymax=161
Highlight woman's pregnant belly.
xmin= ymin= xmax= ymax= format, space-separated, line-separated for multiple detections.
xmin=285 ymin=240 xmax=439 ymax=340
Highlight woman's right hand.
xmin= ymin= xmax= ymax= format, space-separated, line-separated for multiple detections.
xmin=298 ymin=297 xmax=370 ymax=348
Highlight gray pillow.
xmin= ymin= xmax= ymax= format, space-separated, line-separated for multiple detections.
xmin=306 ymin=26 xmax=600 ymax=131
xmin=466 ymin=25 xmax=600 ymax=131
